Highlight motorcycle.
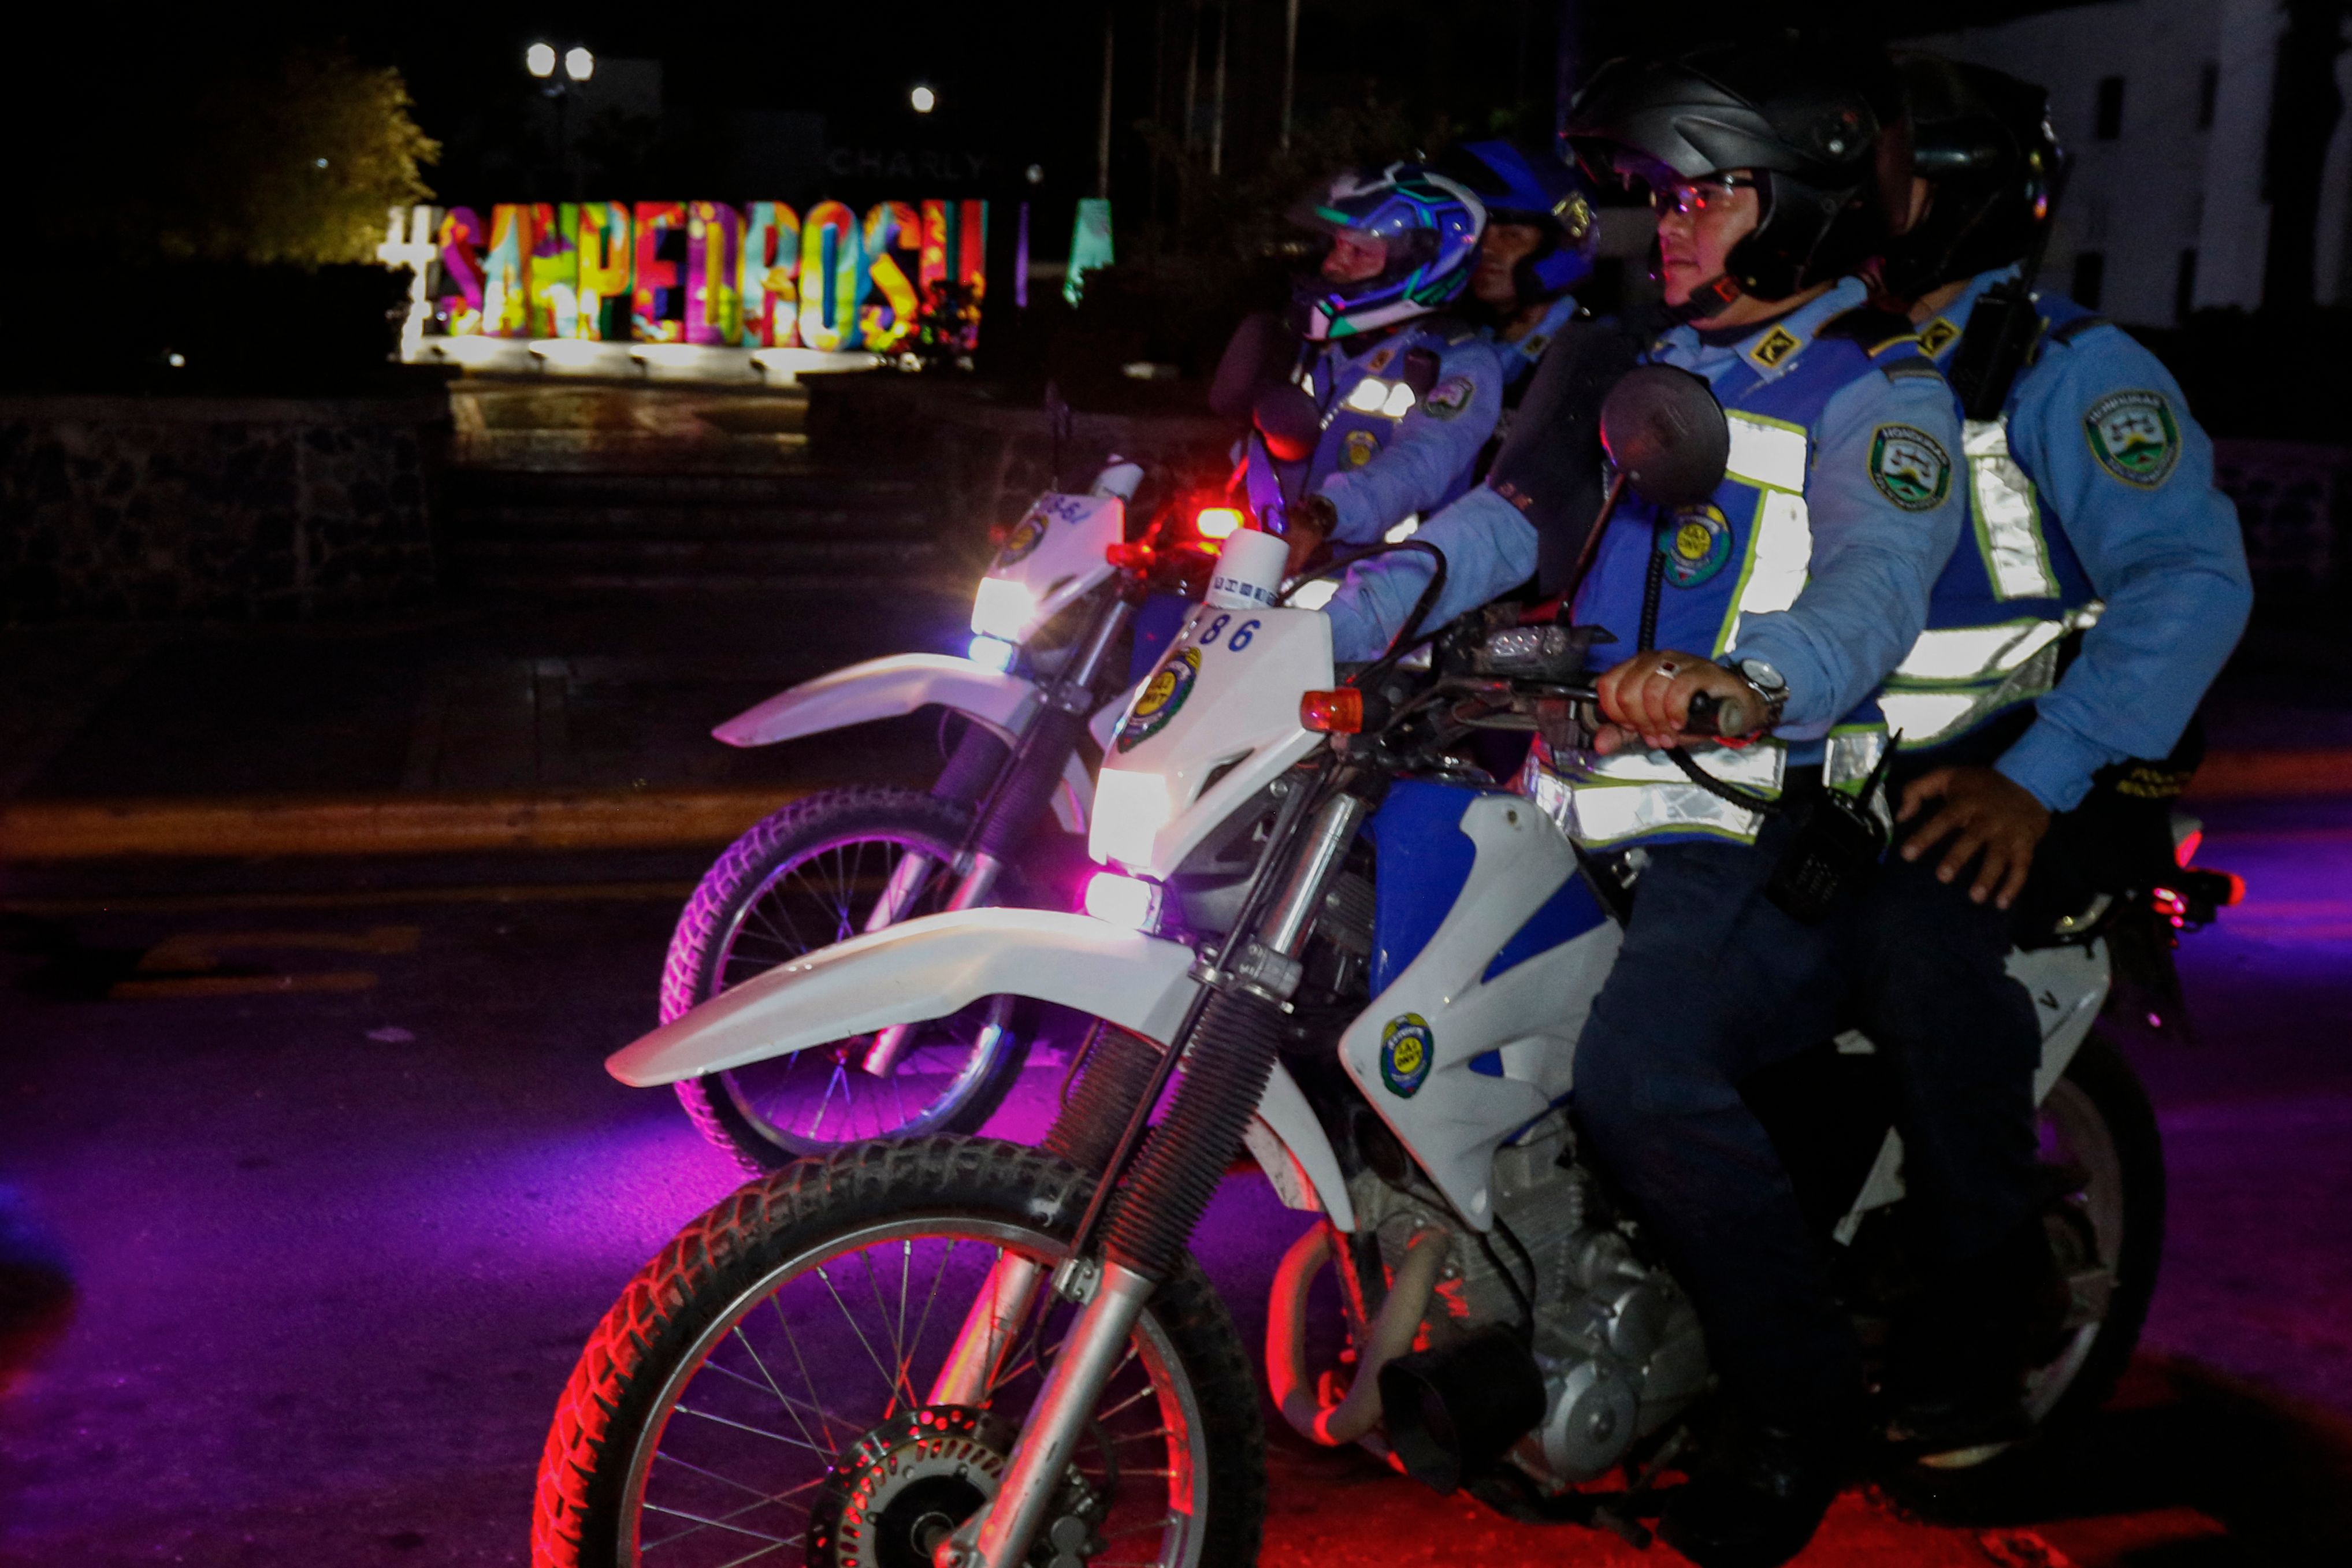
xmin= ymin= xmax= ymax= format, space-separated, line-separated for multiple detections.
xmin=536 ymin=378 xmax=2234 ymax=1567
xmin=663 ymin=460 xmax=1233 ymax=1166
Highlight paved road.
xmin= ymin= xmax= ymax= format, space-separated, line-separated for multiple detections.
xmin=1 ymin=798 xmax=2348 ymax=1566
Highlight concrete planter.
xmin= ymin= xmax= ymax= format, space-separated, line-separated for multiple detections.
xmin=0 ymin=393 xmax=450 ymax=622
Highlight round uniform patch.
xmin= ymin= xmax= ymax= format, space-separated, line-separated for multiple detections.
xmin=1868 ymin=424 xmax=1953 ymax=512
xmin=1113 ymin=646 xmax=1200 ymax=753
xmin=1422 ymin=376 xmax=1476 ymax=421
xmin=1343 ymin=428 xmax=1381 ymax=467
xmin=996 ymin=511 xmax=1047 ymax=566
xmin=2084 ymin=390 xmax=2181 ymax=488
xmin=1656 ymin=504 xmax=1731 ymax=588
xmin=1380 ymin=1013 xmax=1435 ymax=1097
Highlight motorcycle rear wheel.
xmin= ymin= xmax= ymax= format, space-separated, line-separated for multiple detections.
xmin=532 ymin=1137 xmax=1266 ymax=1568
xmin=1894 ymin=1027 xmax=2165 ymax=1504
xmin=663 ymin=787 xmax=1032 ymax=1169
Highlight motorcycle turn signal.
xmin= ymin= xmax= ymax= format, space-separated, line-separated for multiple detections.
xmin=1300 ymin=689 xmax=1364 ymax=734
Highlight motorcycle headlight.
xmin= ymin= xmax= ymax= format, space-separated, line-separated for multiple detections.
xmin=1089 ymin=768 xmax=1172 ymax=870
xmin=967 ymin=634 xmax=1016 ymax=671
xmin=1083 ymin=871 xmax=1164 ymax=932
xmin=970 ymin=577 xmax=1036 ymax=642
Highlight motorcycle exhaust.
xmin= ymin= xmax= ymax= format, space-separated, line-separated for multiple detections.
xmin=1378 ymin=1325 xmax=1548 ymax=1493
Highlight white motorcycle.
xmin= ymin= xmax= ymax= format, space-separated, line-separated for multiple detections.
xmin=536 ymin=393 xmax=2223 ymax=1567
xmin=664 ymin=462 xmax=1233 ymax=1166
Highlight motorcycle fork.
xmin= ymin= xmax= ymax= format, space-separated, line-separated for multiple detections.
xmin=939 ymin=780 xmax=1371 ymax=1568
xmin=864 ymin=593 xmax=1135 ymax=1079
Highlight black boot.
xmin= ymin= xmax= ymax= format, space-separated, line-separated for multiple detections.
xmin=1884 ymin=1213 xmax=2063 ymax=1465
xmin=1659 ymin=1415 xmax=1852 ymax=1568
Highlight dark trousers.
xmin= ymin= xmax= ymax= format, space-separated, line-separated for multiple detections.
xmin=1839 ymin=846 xmax=2044 ymax=1269
xmin=1571 ymin=809 xmax=1859 ymax=1428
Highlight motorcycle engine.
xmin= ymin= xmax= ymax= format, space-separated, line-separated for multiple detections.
xmin=1348 ymin=1114 xmax=1708 ymax=1486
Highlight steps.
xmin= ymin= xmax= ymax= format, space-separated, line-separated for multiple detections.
xmin=443 ymin=460 xmax=972 ymax=593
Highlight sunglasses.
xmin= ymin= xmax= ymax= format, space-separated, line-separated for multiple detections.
xmin=1648 ymin=174 xmax=1759 ymax=216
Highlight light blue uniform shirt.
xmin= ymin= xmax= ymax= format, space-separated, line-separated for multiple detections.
xmin=1923 ymin=269 xmax=2253 ymax=810
xmin=1313 ymin=328 xmax=1506 ymax=544
xmin=1329 ymin=277 xmax=1967 ymax=749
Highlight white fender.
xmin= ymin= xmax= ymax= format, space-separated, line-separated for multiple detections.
xmin=713 ymin=654 xmax=1042 ymax=748
xmin=607 ymin=905 xmax=1354 ymax=1229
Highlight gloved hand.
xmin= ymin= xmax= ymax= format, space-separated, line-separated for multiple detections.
xmin=1286 ymin=493 xmax=1338 ymax=576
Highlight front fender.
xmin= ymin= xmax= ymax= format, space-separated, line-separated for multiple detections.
xmin=609 ymin=908 xmax=1201 ymax=1086
xmin=714 ymin=654 xmax=1041 ymax=748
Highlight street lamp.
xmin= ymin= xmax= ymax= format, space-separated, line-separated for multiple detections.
xmin=911 ymin=84 xmax=937 ymax=114
xmin=526 ymin=42 xmax=595 ymax=200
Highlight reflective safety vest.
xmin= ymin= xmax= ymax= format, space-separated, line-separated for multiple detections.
xmin=1243 ymin=317 xmax=1484 ymax=530
xmin=1532 ymin=296 xmax=1927 ymax=850
xmin=1881 ymin=295 xmax=2102 ymax=751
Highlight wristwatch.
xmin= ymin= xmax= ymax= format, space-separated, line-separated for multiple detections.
xmin=1723 ymin=656 xmax=1789 ymax=730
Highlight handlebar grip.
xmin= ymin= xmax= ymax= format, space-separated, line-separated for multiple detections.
xmin=1682 ymin=691 xmax=1724 ymax=737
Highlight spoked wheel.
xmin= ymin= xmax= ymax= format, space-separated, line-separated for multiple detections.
xmin=663 ymin=788 xmax=1033 ymax=1169
xmin=534 ymin=1138 xmax=1265 ymax=1568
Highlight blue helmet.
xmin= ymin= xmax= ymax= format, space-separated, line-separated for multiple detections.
xmin=1287 ymin=162 xmax=1486 ymax=341
xmin=1439 ymin=139 xmax=1598 ymax=302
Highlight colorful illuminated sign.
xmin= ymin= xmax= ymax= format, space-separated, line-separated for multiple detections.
xmin=417 ymin=199 xmax=987 ymax=351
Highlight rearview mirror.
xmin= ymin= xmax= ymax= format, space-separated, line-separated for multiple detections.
xmin=1253 ymin=384 xmax=1323 ymax=463
xmin=1599 ymin=365 xmax=1730 ymax=510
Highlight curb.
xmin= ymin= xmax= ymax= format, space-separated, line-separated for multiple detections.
xmin=2183 ymin=748 xmax=2352 ymax=801
xmin=0 ymin=788 xmax=811 ymax=861
xmin=0 ymin=750 xmax=2342 ymax=862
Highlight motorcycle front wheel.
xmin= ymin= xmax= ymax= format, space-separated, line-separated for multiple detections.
xmin=533 ymin=1137 xmax=1265 ymax=1568
xmin=663 ymin=787 xmax=1034 ymax=1169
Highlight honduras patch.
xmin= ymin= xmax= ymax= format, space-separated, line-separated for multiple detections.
xmin=1656 ymin=504 xmax=1732 ymax=588
xmin=1379 ymin=1013 xmax=1435 ymax=1097
xmin=2085 ymin=391 xmax=2181 ymax=488
xmin=1868 ymin=425 xmax=1953 ymax=512
xmin=1422 ymin=376 xmax=1476 ymax=420
xmin=1114 ymin=647 xmax=1199 ymax=753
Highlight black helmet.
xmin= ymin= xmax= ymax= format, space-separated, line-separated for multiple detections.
xmin=1882 ymin=54 xmax=2066 ymax=300
xmin=1564 ymin=40 xmax=1909 ymax=303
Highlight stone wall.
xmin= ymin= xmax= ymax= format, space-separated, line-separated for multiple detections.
xmin=0 ymin=395 xmax=449 ymax=621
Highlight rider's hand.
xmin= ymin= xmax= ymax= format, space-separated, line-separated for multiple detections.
xmin=1592 ymin=650 xmax=1763 ymax=755
xmin=1285 ymin=494 xmax=1336 ymax=576
xmin=1897 ymin=764 xmax=2051 ymax=910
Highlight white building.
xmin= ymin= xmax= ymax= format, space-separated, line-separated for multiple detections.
xmin=1907 ymin=0 xmax=2352 ymax=325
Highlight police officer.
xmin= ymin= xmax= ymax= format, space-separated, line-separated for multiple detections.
xmin=1242 ymin=163 xmax=1507 ymax=575
xmin=1441 ymin=139 xmax=1599 ymax=395
xmin=1550 ymin=45 xmax=1964 ymax=1566
xmin=1851 ymin=57 xmax=2252 ymax=1456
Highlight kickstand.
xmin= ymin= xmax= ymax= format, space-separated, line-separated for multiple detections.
xmin=1593 ymin=1426 xmax=1692 ymax=1550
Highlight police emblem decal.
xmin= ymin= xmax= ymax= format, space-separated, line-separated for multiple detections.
xmin=1868 ymin=424 xmax=1953 ymax=511
xmin=1379 ymin=1013 xmax=1436 ymax=1097
xmin=1422 ymin=376 xmax=1476 ymax=420
xmin=1114 ymin=647 xmax=1201 ymax=753
xmin=1918 ymin=317 xmax=1961 ymax=358
xmin=1747 ymin=326 xmax=1802 ymax=370
xmin=1656 ymin=504 xmax=1732 ymax=587
xmin=997 ymin=512 xmax=1048 ymax=565
xmin=2085 ymin=390 xmax=2181 ymax=488
xmin=1343 ymin=429 xmax=1381 ymax=467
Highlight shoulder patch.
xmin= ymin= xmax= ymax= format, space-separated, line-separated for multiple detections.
xmin=1881 ymin=359 xmax=1944 ymax=382
xmin=2084 ymin=390 xmax=2181 ymax=487
xmin=1747 ymin=325 xmax=1803 ymax=371
xmin=1918 ymin=316 xmax=1961 ymax=358
xmin=1422 ymin=375 xmax=1477 ymax=420
xmin=1868 ymin=423 xmax=1953 ymax=511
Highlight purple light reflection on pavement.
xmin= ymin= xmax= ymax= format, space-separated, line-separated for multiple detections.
xmin=2134 ymin=797 xmax=2352 ymax=1418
